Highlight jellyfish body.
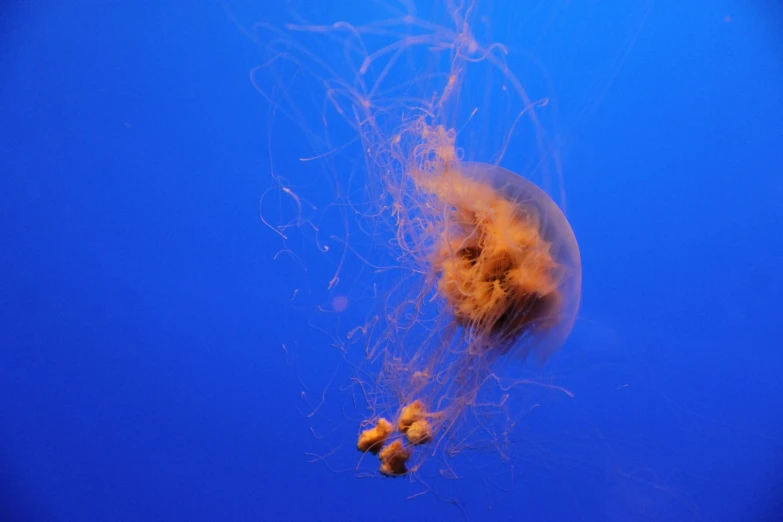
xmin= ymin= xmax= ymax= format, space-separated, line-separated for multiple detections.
xmin=428 ymin=162 xmax=582 ymax=363
xmin=358 ymin=161 xmax=581 ymax=475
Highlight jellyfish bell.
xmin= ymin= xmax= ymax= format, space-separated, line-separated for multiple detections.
xmin=414 ymin=160 xmax=581 ymax=364
xmin=453 ymin=162 xmax=581 ymax=362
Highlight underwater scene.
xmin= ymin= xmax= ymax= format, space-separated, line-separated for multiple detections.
xmin=1 ymin=1 xmax=782 ymax=521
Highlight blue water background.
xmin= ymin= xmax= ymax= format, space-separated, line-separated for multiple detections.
xmin=1 ymin=1 xmax=782 ymax=521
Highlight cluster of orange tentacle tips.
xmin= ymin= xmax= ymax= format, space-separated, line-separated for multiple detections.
xmin=356 ymin=401 xmax=433 ymax=476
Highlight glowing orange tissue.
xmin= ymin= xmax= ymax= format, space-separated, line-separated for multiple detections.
xmin=357 ymin=418 xmax=393 ymax=454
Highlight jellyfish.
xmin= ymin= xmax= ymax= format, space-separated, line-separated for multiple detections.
xmin=254 ymin=0 xmax=582 ymax=485
xmin=355 ymin=157 xmax=581 ymax=477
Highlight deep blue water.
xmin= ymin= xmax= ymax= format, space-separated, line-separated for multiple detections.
xmin=1 ymin=1 xmax=782 ymax=521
